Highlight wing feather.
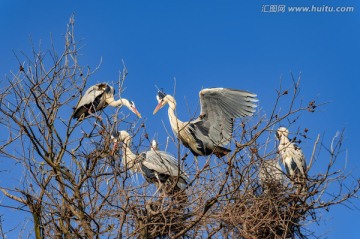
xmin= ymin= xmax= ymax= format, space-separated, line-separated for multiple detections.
xmin=77 ymin=83 xmax=113 ymax=108
xmin=74 ymin=83 xmax=114 ymax=118
xmin=280 ymin=143 xmax=306 ymax=177
xmin=294 ymin=144 xmax=307 ymax=176
xmin=196 ymin=88 xmax=258 ymax=146
xmin=143 ymin=151 xmax=189 ymax=181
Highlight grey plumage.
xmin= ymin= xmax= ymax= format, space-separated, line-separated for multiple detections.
xmin=141 ymin=149 xmax=188 ymax=190
xmin=73 ymin=83 xmax=141 ymax=120
xmin=153 ymin=87 xmax=258 ymax=157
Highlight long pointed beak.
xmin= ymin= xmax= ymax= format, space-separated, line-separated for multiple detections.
xmin=153 ymin=102 xmax=164 ymax=115
xmin=132 ymin=108 xmax=142 ymax=118
xmin=112 ymin=142 xmax=118 ymax=155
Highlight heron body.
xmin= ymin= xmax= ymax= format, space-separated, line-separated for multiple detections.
xmin=153 ymin=88 xmax=258 ymax=157
xmin=276 ymin=127 xmax=307 ymax=179
xmin=112 ymin=131 xmax=188 ymax=193
xmin=73 ymin=83 xmax=141 ymax=120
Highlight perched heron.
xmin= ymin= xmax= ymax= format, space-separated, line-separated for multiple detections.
xmin=111 ymin=130 xmax=189 ymax=194
xmin=73 ymin=83 xmax=141 ymax=120
xmin=153 ymin=88 xmax=258 ymax=158
xmin=276 ymin=127 xmax=307 ymax=178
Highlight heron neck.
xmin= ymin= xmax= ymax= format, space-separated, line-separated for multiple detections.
xmin=168 ymin=104 xmax=184 ymax=134
xmin=107 ymin=98 xmax=126 ymax=107
xmin=278 ymin=135 xmax=291 ymax=151
xmin=121 ymin=142 xmax=140 ymax=172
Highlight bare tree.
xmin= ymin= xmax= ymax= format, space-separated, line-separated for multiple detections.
xmin=0 ymin=16 xmax=359 ymax=239
xmin=0 ymin=15 xmax=139 ymax=238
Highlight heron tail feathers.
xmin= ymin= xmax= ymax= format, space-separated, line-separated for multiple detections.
xmin=213 ymin=146 xmax=231 ymax=158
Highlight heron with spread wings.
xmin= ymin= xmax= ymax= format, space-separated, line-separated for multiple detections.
xmin=73 ymin=83 xmax=141 ymax=120
xmin=153 ymin=88 xmax=258 ymax=158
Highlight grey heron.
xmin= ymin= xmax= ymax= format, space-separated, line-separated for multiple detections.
xmin=153 ymin=88 xmax=258 ymax=158
xmin=111 ymin=130 xmax=189 ymax=194
xmin=276 ymin=127 xmax=307 ymax=193
xmin=73 ymin=83 xmax=141 ymax=120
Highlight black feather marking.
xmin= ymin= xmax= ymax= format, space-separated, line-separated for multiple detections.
xmin=290 ymin=159 xmax=300 ymax=174
xmin=157 ymin=90 xmax=166 ymax=100
xmin=111 ymin=129 xmax=119 ymax=139
xmin=140 ymin=163 xmax=170 ymax=184
xmin=285 ymin=164 xmax=290 ymax=175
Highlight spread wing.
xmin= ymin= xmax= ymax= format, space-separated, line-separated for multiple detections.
xmin=192 ymin=88 xmax=257 ymax=146
xmin=143 ymin=150 xmax=188 ymax=182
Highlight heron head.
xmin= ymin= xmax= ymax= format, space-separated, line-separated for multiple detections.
xmin=151 ymin=139 xmax=158 ymax=151
xmin=111 ymin=130 xmax=131 ymax=154
xmin=110 ymin=130 xmax=119 ymax=155
xmin=276 ymin=127 xmax=289 ymax=139
xmin=127 ymin=100 xmax=142 ymax=118
xmin=153 ymin=90 xmax=168 ymax=115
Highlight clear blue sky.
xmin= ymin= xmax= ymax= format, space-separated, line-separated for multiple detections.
xmin=0 ymin=0 xmax=359 ymax=238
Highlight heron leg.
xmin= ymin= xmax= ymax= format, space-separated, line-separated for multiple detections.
xmin=152 ymin=186 xmax=160 ymax=197
xmin=153 ymin=173 xmax=166 ymax=199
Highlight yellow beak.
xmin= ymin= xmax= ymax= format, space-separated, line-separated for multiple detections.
xmin=132 ymin=108 xmax=142 ymax=118
xmin=112 ymin=141 xmax=118 ymax=155
xmin=153 ymin=102 xmax=164 ymax=115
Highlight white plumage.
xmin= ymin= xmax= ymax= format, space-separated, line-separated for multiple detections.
xmin=276 ymin=127 xmax=307 ymax=179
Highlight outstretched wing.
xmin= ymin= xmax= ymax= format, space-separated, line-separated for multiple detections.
xmin=193 ymin=88 xmax=257 ymax=146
